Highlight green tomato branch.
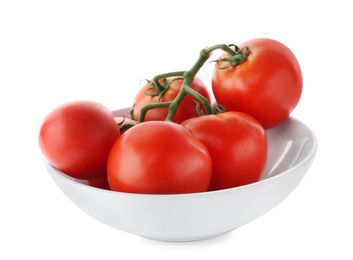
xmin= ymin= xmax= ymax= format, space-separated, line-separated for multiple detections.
xmin=149 ymin=71 xmax=185 ymax=95
xmin=135 ymin=43 xmax=249 ymax=123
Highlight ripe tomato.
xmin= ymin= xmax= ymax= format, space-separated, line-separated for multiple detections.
xmin=133 ymin=76 xmax=211 ymax=123
xmin=107 ymin=121 xmax=212 ymax=194
xmin=212 ymin=38 xmax=302 ymax=129
xmin=87 ymin=175 xmax=111 ymax=190
xmin=181 ymin=111 xmax=267 ymax=191
xmin=39 ymin=100 xmax=120 ymax=180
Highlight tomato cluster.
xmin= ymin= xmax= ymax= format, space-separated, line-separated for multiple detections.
xmin=39 ymin=38 xmax=302 ymax=194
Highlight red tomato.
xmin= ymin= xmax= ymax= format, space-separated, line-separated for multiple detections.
xmin=133 ymin=76 xmax=211 ymax=123
xmin=212 ymin=38 xmax=302 ymax=129
xmin=107 ymin=121 xmax=212 ymax=194
xmin=181 ymin=111 xmax=267 ymax=191
xmin=39 ymin=100 xmax=120 ymax=180
xmin=87 ymin=175 xmax=111 ymax=190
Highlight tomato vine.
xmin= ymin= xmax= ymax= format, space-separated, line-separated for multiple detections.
xmin=130 ymin=44 xmax=250 ymax=123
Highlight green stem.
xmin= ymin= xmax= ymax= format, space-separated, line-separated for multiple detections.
xmin=152 ymin=71 xmax=185 ymax=92
xmin=204 ymin=44 xmax=237 ymax=56
xmin=165 ymin=50 xmax=213 ymax=121
xmin=165 ymin=47 xmax=222 ymax=121
xmin=138 ymin=101 xmax=172 ymax=123
xmin=137 ymin=43 xmax=248 ymax=122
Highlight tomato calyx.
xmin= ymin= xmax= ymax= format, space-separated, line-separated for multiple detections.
xmin=212 ymin=45 xmax=249 ymax=69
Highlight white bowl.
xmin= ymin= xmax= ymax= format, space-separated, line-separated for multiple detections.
xmin=46 ymin=108 xmax=318 ymax=242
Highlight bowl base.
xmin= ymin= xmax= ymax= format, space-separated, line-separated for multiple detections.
xmin=140 ymin=230 xmax=232 ymax=242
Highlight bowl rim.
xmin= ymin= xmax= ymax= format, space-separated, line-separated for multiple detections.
xmin=46 ymin=116 xmax=318 ymax=199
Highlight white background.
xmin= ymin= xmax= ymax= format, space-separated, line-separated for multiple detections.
xmin=1 ymin=0 xmax=352 ymax=259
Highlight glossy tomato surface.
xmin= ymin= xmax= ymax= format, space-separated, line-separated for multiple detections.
xmin=133 ymin=76 xmax=210 ymax=123
xmin=39 ymin=100 xmax=120 ymax=180
xmin=212 ymin=38 xmax=302 ymax=129
xmin=107 ymin=121 xmax=212 ymax=194
xmin=182 ymin=111 xmax=267 ymax=191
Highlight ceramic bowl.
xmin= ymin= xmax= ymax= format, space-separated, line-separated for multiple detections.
xmin=46 ymin=107 xmax=318 ymax=242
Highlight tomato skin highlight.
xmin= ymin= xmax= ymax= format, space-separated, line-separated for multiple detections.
xmin=39 ymin=100 xmax=120 ymax=180
xmin=181 ymin=111 xmax=267 ymax=191
xmin=212 ymin=38 xmax=302 ymax=129
xmin=107 ymin=121 xmax=212 ymax=194
xmin=133 ymin=76 xmax=210 ymax=123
